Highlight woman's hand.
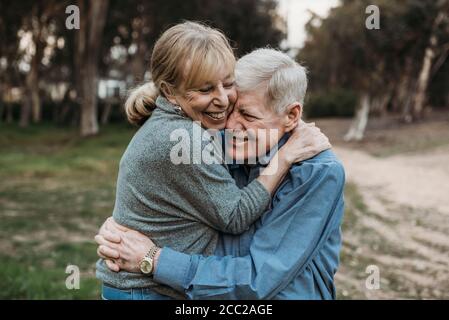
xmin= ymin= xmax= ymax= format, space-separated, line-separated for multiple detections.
xmin=280 ymin=121 xmax=331 ymax=164
xmin=95 ymin=217 xmax=156 ymax=273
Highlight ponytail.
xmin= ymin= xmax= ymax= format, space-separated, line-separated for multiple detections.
xmin=125 ymin=82 xmax=159 ymax=126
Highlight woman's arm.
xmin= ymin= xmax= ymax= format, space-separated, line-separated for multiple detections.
xmin=96 ymin=159 xmax=345 ymax=299
xmin=257 ymin=122 xmax=330 ymax=196
xmin=160 ymin=161 xmax=345 ymax=300
xmin=169 ymin=122 xmax=330 ymax=235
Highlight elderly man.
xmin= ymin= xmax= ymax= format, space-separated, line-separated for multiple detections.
xmin=96 ymin=48 xmax=345 ymax=299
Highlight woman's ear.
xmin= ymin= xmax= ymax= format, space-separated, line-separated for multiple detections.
xmin=284 ymin=102 xmax=302 ymax=132
xmin=160 ymin=82 xmax=178 ymax=105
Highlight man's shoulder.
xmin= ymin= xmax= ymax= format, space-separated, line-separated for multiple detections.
xmin=288 ymin=149 xmax=345 ymax=186
xmin=266 ymin=149 xmax=345 ymax=221
xmin=302 ymin=149 xmax=342 ymax=165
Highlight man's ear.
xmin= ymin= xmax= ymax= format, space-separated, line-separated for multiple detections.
xmin=284 ymin=102 xmax=302 ymax=132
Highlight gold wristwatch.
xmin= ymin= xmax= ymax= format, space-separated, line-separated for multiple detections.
xmin=139 ymin=245 xmax=160 ymax=275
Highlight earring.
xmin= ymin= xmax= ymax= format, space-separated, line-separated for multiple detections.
xmin=172 ymin=103 xmax=187 ymax=117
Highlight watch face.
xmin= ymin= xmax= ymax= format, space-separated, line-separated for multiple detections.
xmin=140 ymin=259 xmax=153 ymax=274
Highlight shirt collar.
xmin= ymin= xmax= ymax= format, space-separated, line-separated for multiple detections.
xmin=257 ymin=132 xmax=290 ymax=167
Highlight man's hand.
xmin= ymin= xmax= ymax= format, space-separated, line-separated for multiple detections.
xmin=95 ymin=217 xmax=156 ymax=273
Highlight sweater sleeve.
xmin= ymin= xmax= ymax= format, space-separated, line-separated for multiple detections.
xmin=164 ymin=125 xmax=271 ymax=235
xmin=169 ymin=161 xmax=271 ymax=235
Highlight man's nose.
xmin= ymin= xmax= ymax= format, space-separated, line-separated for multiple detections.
xmin=226 ymin=111 xmax=243 ymax=130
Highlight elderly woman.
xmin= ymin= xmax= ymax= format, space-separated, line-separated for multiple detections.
xmin=96 ymin=22 xmax=330 ymax=300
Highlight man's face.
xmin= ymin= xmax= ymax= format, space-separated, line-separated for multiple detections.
xmin=225 ymin=89 xmax=287 ymax=162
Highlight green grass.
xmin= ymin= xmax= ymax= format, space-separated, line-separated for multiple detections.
xmin=3 ymin=123 xmax=440 ymax=299
xmin=0 ymin=124 xmax=378 ymax=299
xmin=0 ymin=123 xmax=136 ymax=299
xmin=0 ymin=243 xmax=99 ymax=299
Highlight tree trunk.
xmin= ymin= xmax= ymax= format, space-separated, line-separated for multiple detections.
xmin=129 ymin=6 xmax=151 ymax=84
xmin=411 ymin=38 xmax=437 ymax=120
xmin=56 ymin=89 xmax=73 ymax=124
xmin=371 ymin=85 xmax=393 ymax=117
xmin=411 ymin=9 xmax=446 ymax=120
xmin=130 ymin=40 xmax=148 ymax=84
xmin=78 ymin=0 xmax=109 ymax=137
xmin=6 ymin=104 xmax=13 ymax=124
xmin=19 ymin=94 xmax=31 ymax=128
xmin=130 ymin=16 xmax=149 ymax=84
xmin=70 ymin=0 xmax=87 ymax=128
xmin=400 ymin=79 xmax=416 ymax=123
xmin=0 ymin=83 xmax=3 ymax=123
xmin=100 ymin=101 xmax=112 ymax=125
xmin=81 ymin=63 xmax=100 ymax=136
xmin=392 ymin=58 xmax=415 ymax=120
xmin=3 ymin=83 xmax=14 ymax=123
xmin=24 ymin=6 xmax=45 ymax=124
xmin=344 ymin=93 xmax=371 ymax=142
xmin=27 ymin=50 xmax=42 ymax=124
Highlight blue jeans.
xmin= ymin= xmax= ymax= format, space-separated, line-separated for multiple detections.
xmin=102 ymin=284 xmax=173 ymax=300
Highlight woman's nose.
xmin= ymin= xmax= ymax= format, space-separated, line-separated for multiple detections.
xmin=213 ymin=85 xmax=229 ymax=108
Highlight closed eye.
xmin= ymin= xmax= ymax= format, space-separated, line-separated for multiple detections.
xmin=242 ymin=112 xmax=258 ymax=120
xmin=198 ymin=86 xmax=213 ymax=93
xmin=224 ymin=81 xmax=235 ymax=89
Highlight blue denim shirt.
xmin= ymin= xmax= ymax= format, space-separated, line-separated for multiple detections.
xmin=153 ymin=135 xmax=345 ymax=300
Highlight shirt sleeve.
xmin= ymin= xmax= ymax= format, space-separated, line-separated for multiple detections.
xmin=153 ymin=160 xmax=346 ymax=299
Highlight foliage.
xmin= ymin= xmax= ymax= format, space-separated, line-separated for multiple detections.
xmin=0 ymin=0 xmax=286 ymax=131
xmin=299 ymin=0 xmax=449 ymax=118
xmin=305 ymin=89 xmax=357 ymax=118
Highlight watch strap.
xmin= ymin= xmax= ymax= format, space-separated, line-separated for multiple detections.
xmin=145 ymin=245 xmax=159 ymax=260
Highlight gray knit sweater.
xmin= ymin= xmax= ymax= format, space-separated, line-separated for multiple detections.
xmin=96 ymin=96 xmax=270 ymax=299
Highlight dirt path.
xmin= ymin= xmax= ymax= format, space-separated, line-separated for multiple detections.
xmin=335 ymin=146 xmax=449 ymax=216
xmin=333 ymin=145 xmax=449 ymax=299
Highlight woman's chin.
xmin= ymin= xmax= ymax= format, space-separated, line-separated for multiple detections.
xmin=203 ymin=122 xmax=226 ymax=130
xmin=201 ymin=117 xmax=227 ymax=130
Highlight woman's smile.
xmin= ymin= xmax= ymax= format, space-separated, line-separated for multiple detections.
xmin=204 ymin=110 xmax=227 ymax=120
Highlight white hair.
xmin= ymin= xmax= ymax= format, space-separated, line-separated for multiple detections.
xmin=235 ymin=48 xmax=308 ymax=113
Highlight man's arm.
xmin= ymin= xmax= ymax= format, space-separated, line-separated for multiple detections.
xmin=153 ymin=160 xmax=345 ymax=299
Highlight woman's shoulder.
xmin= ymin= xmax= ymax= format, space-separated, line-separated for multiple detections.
xmin=145 ymin=108 xmax=200 ymax=145
xmin=141 ymin=102 xmax=193 ymax=129
xmin=124 ymin=109 xmax=200 ymax=164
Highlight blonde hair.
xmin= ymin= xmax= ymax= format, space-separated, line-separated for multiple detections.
xmin=125 ymin=21 xmax=236 ymax=126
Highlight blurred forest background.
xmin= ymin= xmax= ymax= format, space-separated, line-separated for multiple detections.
xmin=0 ymin=0 xmax=448 ymax=299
